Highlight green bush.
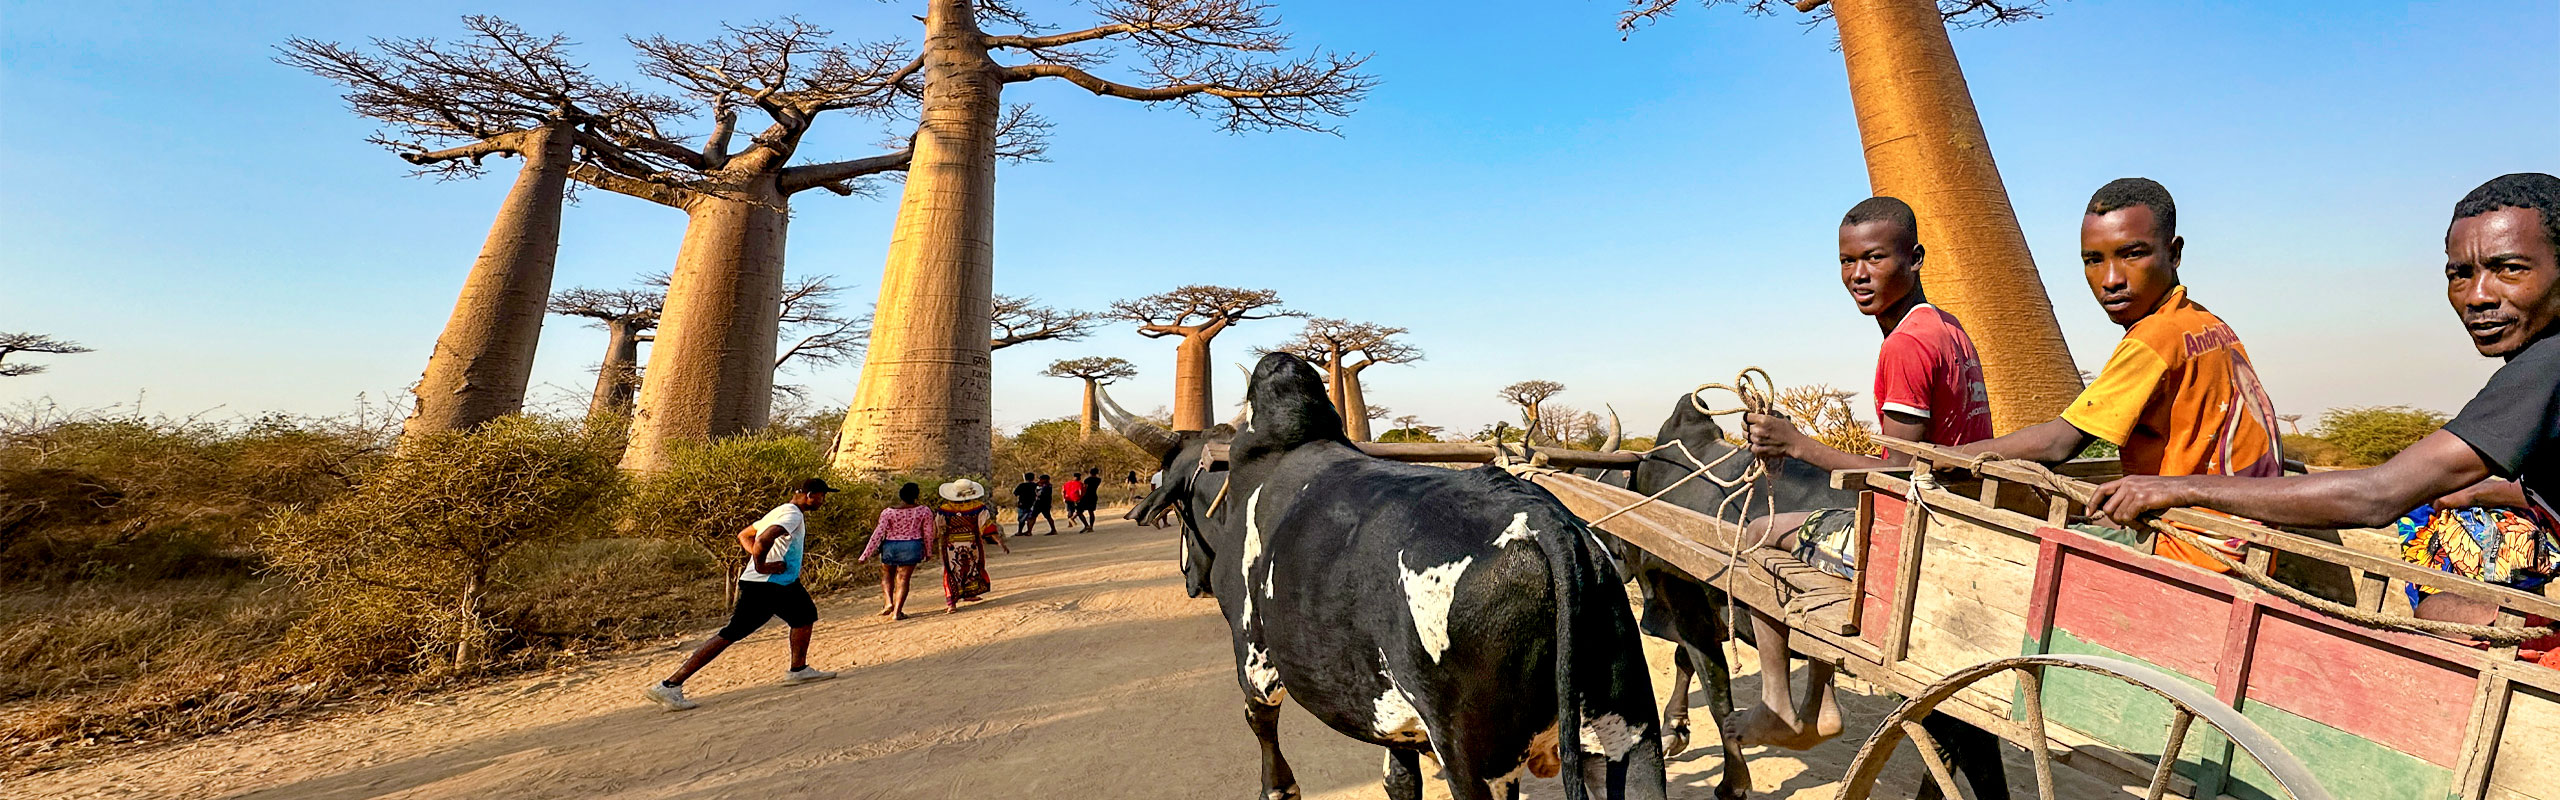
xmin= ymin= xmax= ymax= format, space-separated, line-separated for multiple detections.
xmin=621 ymin=432 xmax=888 ymax=596
xmin=2281 ymin=434 xmax=2353 ymax=468
xmin=1375 ymin=427 xmax=1438 ymax=443
xmin=257 ymin=416 xmax=620 ymax=672
xmin=2314 ymin=405 xmax=2448 ymax=466
xmin=993 ymin=418 xmax=1156 ymax=490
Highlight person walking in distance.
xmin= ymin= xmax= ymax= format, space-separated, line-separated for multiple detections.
xmin=1012 ymin=472 xmax=1038 ymax=536
xmin=1060 ymin=468 xmax=1088 ymax=530
xmin=1033 ymin=474 xmax=1059 ymax=534
xmin=645 ymin=478 xmax=840 ymax=711
xmin=1079 ymin=469 xmax=1104 ymax=532
xmin=861 ymin=482 xmax=933 ymax=620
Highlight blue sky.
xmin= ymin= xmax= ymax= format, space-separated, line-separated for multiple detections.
xmin=3 ymin=0 xmax=2553 ymax=436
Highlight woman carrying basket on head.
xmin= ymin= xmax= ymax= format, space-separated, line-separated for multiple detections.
xmin=934 ymin=479 xmax=1008 ymax=612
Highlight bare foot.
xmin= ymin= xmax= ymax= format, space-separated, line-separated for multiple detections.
xmin=878 ymin=607 xmax=894 ymax=617
xmin=892 ymin=611 xmax=908 ymax=621
xmin=1724 ymin=706 xmax=1830 ymax=751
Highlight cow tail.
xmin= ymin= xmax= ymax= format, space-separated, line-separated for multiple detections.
xmin=1540 ymin=516 xmax=1592 ymax=800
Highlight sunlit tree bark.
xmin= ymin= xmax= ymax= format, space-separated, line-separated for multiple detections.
xmin=833 ymin=0 xmax=1372 ymax=476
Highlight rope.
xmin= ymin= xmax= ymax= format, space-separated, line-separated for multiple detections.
xmin=1937 ymin=451 xmax=2556 ymax=646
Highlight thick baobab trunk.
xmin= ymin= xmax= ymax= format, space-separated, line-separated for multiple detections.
xmin=1341 ymin=366 xmax=1372 ymax=441
xmin=619 ymin=181 xmax=790 ymax=472
xmin=402 ymin=126 xmax=573 ymax=443
xmin=1079 ymin=379 xmax=1098 ymax=438
xmin=588 ymin=317 xmax=644 ymax=420
xmin=1172 ymin=334 xmax=1213 ymax=431
xmin=1833 ymin=0 xmax=2079 ymax=434
xmin=835 ymin=0 xmax=999 ymax=476
xmin=1323 ymin=360 xmax=1346 ymax=418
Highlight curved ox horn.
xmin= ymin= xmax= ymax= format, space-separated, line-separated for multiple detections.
xmin=1601 ymin=403 xmax=1623 ymax=453
xmin=1095 ymin=383 xmax=1181 ymax=458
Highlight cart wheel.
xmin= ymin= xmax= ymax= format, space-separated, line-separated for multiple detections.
xmin=1834 ymin=654 xmax=2332 ymax=800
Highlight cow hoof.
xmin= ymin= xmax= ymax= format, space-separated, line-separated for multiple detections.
xmin=1663 ymin=726 xmax=1691 ymax=757
xmin=1260 ymin=789 xmax=1301 ymax=800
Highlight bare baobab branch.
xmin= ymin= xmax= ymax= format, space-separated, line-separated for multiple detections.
xmin=278 ymin=15 xmax=680 ymax=179
xmin=991 ymin=294 xmax=1099 ymax=350
xmin=1108 ymin=285 xmax=1301 ymax=339
xmin=1616 ymin=0 xmax=2049 ymax=33
xmin=773 ymin=276 xmax=870 ymax=371
xmin=779 ymin=147 xmax=918 ymax=195
xmin=1043 ymin=356 xmax=1140 ymax=384
xmin=0 ymin=332 xmax=93 ymax=378
xmin=547 ymin=287 xmax=664 ymax=326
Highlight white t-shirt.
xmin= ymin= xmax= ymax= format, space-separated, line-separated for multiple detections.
xmin=738 ymin=503 xmax=808 ymax=584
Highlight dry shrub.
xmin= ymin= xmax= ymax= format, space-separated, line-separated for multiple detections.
xmin=2313 ymin=405 xmax=2448 ymax=467
xmin=621 ymin=432 xmax=887 ymax=597
xmin=0 ymin=413 xmax=385 ymax=582
xmin=259 ymin=416 xmax=621 ymax=672
xmin=2282 ymin=434 xmax=2353 ymax=468
xmin=1773 ymin=384 xmax=1879 ymax=456
xmin=993 ymin=418 xmax=1156 ymax=489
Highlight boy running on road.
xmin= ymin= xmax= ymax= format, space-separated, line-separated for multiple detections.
xmin=645 ymin=478 xmax=841 ymax=711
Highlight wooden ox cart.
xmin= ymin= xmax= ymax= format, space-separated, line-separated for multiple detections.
xmin=1359 ymin=437 xmax=2560 ymax=800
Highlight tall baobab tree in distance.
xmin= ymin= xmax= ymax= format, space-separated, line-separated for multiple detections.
xmin=1110 ymin=286 xmax=1303 ymax=431
xmin=990 ymin=294 xmax=1098 ymax=351
xmin=1264 ymin=318 xmax=1419 ymax=440
xmin=546 ymin=287 xmax=662 ymax=419
xmin=280 ymin=17 xmax=679 ymax=444
xmin=835 ymin=0 xmax=1374 ymax=477
xmin=1043 ymin=357 xmax=1138 ymax=437
xmin=1497 ymin=379 xmax=1566 ymax=445
xmin=1335 ymin=331 xmax=1419 ymax=442
xmin=0 ymin=332 xmax=92 ymax=378
xmin=1620 ymin=0 xmax=2076 ymax=434
xmin=573 ymin=20 xmax=923 ymax=472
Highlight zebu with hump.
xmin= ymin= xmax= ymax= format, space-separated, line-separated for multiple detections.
xmin=1104 ymin=354 xmax=1667 ymax=800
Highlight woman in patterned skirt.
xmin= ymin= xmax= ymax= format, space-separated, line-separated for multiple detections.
xmin=934 ymin=479 xmax=1007 ymax=612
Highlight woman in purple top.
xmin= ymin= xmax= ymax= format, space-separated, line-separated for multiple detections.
xmin=862 ymin=482 xmax=936 ymax=620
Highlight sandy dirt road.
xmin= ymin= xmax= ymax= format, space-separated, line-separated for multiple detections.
xmin=9 ymin=515 xmax=2135 ymax=800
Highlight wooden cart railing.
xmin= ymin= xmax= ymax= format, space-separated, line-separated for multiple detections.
xmin=1453 ymin=440 xmax=2560 ymax=800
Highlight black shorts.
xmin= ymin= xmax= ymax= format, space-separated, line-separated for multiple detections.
xmin=719 ymin=580 xmax=817 ymax=640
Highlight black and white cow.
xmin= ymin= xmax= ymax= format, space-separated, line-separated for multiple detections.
xmin=1593 ymin=395 xmax=2008 ymax=800
xmin=1104 ymin=354 xmax=1667 ymax=800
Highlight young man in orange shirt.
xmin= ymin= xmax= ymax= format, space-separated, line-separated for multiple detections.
xmin=1953 ymin=177 xmax=2286 ymax=567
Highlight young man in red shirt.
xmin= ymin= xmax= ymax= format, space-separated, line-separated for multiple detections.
xmin=1732 ymin=196 xmax=1997 ymax=749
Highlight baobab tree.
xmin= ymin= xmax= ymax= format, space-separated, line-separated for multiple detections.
xmin=0 ymin=332 xmax=92 ymax=378
xmin=834 ymin=0 xmax=1375 ymax=476
xmin=546 ymin=287 xmax=662 ymax=419
xmin=1043 ymin=357 xmax=1139 ymax=437
xmin=572 ymin=20 xmax=922 ymax=472
xmin=990 ymin=294 xmax=1098 ymax=351
xmin=279 ymin=17 xmax=680 ymax=443
xmin=1263 ymin=318 xmax=1420 ymax=441
xmin=1497 ymin=380 xmax=1567 ymax=445
xmin=1336 ymin=333 xmax=1420 ymax=442
xmin=552 ymin=274 xmax=870 ymax=421
xmin=1620 ymin=0 xmax=2076 ymax=433
xmin=1109 ymin=286 xmax=1303 ymax=431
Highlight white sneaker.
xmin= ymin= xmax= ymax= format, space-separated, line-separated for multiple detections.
xmin=783 ymin=666 xmax=837 ymax=684
xmin=645 ymin=682 xmax=697 ymax=711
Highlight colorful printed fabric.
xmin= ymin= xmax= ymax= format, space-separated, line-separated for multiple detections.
xmin=937 ymin=501 xmax=993 ymax=601
xmin=2399 ymin=504 xmax=2559 ymax=605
